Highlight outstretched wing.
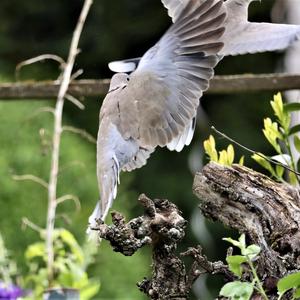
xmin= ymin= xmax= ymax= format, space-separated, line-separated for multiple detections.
xmin=220 ymin=0 xmax=300 ymax=56
xmin=161 ymin=0 xmax=189 ymax=22
xmin=108 ymin=0 xmax=300 ymax=73
xmin=114 ymin=0 xmax=226 ymax=148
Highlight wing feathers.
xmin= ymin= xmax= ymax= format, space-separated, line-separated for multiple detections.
xmin=108 ymin=0 xmax=225 ymax=150
xmin=167 ymin=118 xmax=196 ymax=152
xmin=122 ymin=147 xmax=154 ymax=172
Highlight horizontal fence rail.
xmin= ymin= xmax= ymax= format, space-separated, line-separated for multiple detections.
xmin=1 ymin=73 xmax=300 ymax=100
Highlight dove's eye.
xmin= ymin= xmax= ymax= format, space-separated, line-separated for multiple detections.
xmin=126 ymin=77 xmax=130 ymax=82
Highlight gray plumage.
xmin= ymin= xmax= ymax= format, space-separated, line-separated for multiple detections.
xmin=109 ymin=0 xmax=300 ymax=72
xmin=88 ymin=0 xmax=300 ymax=233
xmin=162 ymin=0 xmax=300 ymax=55
xmin=88 ymin=0 xmax=227 ymax=231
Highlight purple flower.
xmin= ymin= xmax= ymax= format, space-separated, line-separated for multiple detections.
xmin=0 ymin=282 xmax=22 ymax=299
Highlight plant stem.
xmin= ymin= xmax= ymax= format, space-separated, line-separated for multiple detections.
xmin=45 ymin=0 xmax=93 ymax=285
xmin=248 ymin=259 xmax=269 ymax=300
xmin=285 ymin=136 xmax=300 ymax=185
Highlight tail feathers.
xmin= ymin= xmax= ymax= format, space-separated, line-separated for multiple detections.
xmin=86 ymin=201 xmax=102 ymax=242
xmin=87 ymin=156 xmax=119 ymax=241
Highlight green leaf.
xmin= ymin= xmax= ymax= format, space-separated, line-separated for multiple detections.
xmin=219 ymin=150 xmax=229 ymax=166
xmin=272 ymin=93 xmax=290 ymax=131
xmin=239 ymin=156 xmax=245 ymax=166
xmin=289 ymin=172 xmax=299 ymax=186
xmin=25 ymin=242 xmax=45 ymax=260
xmin=238 ymin=234 xmax=246 ymax=249
xmin=219 ymin=281 xmax=254 ymax=300
xmin=252 ymin=153 xmax=277 ymax=177
xmin=227 ymin=144 xmax=235 ymax=165
xmin=226 ymin=255 xmax=247 ymax=278
xmin=276 ymin=165 xmax=285 ymax=178
xmin=223 ymin=237 xmax=243 ymax=250
xmin=271 ymin=93 xmax=284 ymax=120
xmin=58 ymin=229 xmax=84 ymax=264
xmin=80 ymin=281 xmax=101 ymax=300
xmin=289 ymin=125 xmax=300 ymax=136
xmin=293 ymin=287 xmax=300 ymax=299
xmin=203 ymin=135 xmax=218 ymax=162
xmin=263 ymin=118 xmax=282 ymax=153
xmin=277 ymin=272 xmax=300 ymax=294
xmin=242 ymin=244 xmax=260 ymax=260
xmin=294 ymin=136 xmax=300 ymax=153
xmin=284 ymin=102 xmax=300 ymax=113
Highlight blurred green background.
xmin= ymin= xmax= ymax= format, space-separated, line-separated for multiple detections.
xmin=0 ymin=0 xmax=287 ymax=299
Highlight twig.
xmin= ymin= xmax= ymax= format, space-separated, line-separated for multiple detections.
xmin=70 ymin=69 xmax=84 ymax=81
xmin=25 ymin=107 xmax=55 ymax=121
xmin=56 ymin=194 xmax=81 ymax=212
xmin=22 ymin=217 xmax=43 ymax=233
xmin=211 ymin=126 xmax=300 ymax=176
xmin=12 ymin=174 xmax=49 ymax=189
xmin=65 ymin=93 xmax=85 ymax=110
xmin=181 ymin=246 xmax=234 ymax=290
xmin=15 ymin=54 xmax=65 ymax=81
xmin=62 ymin=125 xmax=96 ymax=144
xmin=46 ymin=0 xmax=93 ymax=284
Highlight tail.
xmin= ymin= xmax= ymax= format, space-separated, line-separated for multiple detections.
xmin=86 ymin=201 xmax=102 ymax=242
xmin=86 ymin=155 xmax=120 ymax=241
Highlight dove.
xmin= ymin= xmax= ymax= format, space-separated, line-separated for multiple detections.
xmin=109 ymin=0 xmax=300 ymax=72
xmin=88 ymin=0 xmax=228 ymax=231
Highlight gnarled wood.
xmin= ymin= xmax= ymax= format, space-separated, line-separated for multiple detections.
xmin=193 ymin=162 xmax=300 ymax=289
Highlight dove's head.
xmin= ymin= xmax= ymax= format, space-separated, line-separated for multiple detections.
xmin=108 ymin=73 xmax=130 ymax=93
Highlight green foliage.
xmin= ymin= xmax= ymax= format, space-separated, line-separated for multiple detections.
xmin=220 ymin=281 xmax=254 ymax=300
xmin=23 ymin=229 xmax=100 ymax=300
xmin=221 ymin=235 xmax=300 ymax=300
xmin=204 ymin=135 xmax=244 ymax=166
xmin=220 ymin=234 xmax=268 ymax=300
xmin=277 ymin=272 xmax=300 ymax=300
xmin=0 ymin=100 xmax=149 ymax=299
xmin=252 ymin=92 xmax=300 ymax=184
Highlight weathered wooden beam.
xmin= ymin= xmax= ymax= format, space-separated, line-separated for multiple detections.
xmin=1 ymin=73 xmax=300 ymax=100
xmin=0 ymin=79 xmax=110 ymax=100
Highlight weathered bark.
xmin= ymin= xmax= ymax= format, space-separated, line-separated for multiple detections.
xmin=95 ymin=162 xmax=300 ymax=299
xmin=193 ymin=162 xmax=300 ymax=294
xmin=1 ymin=73 xmax=300 ymax=99
xmin=95 ymin=194 xmax=231 ymax=300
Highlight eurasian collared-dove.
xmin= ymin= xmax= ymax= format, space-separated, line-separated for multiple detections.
xmin=88 ymin=0 xmax=300 ymax=232
xmin=88 ymin=0 xmax=227 ymax=231
xmin=109 ymin=0 xmax=300 ymax=72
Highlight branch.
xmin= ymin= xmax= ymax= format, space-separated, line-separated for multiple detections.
xmin=22 ymin=217 xmax=43 ymax=233
xmin=193 ymin=162 xmax=300 ymax=292
xmin=62 ymin=126 xmax=96 ymax=144
xmin=12 ymin=174 xmax=49 ymax=189
xmin=1 ymin=73 xmax=300 ymax=100
xmin=181 ymin=246 xmax=235 ymax=290
xmin=95 ymin=194 xmax=190 ymax=300
xmin=15 ymin=54 xmax=65 ymax=80
xmin=56 ymin=194 xmax=81 ymax=212
xmin=45 ymin=0 xmax=93 ymax=284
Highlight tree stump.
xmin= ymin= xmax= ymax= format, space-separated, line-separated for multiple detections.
xmin=193 ymin=162 xmax=300 ymax=296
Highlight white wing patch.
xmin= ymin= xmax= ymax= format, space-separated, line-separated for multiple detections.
xmin=167 ymin=118 xmax=196 ymax=152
